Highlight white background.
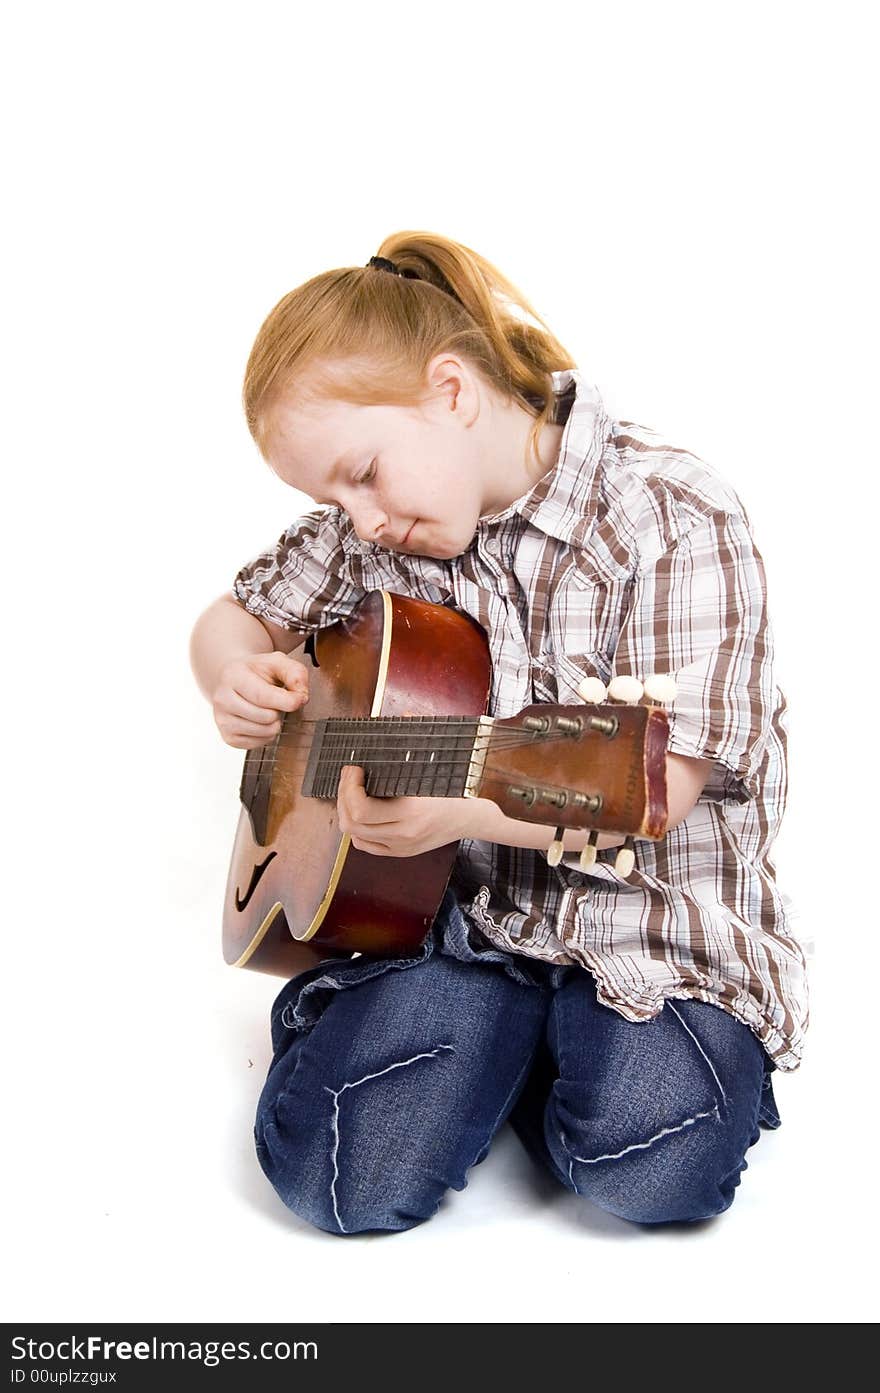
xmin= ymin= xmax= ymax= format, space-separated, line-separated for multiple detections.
xmin=3 ymin=0 xmax=876 ymax=1324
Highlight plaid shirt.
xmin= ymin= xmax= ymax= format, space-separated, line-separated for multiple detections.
xmin=233 ymin=369 xmax=808 ymax=1071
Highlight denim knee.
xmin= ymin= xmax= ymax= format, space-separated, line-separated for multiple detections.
xmin=252 ymin=933 xmax=552 ymax=1234
xmin=254 ymin=1118 xmax=439 ymax=1236
xmin=535 ymin=976 xmax=775 ymax=1225
xmin=545 ymin=1077 xmax=762 ymax=1224
xmin=254 ymin=1043 xmax=463 ymax=1236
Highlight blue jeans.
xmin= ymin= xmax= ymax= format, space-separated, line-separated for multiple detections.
xmin=254 ymin=891 xmax=781 ymax=1234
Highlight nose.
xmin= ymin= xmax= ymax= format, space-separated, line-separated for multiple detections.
xmin=348 ymin=502 xmax=389 ymax=543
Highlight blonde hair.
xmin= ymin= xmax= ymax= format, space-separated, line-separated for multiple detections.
xmin=242 ymin=230 xmax=578 ymax=466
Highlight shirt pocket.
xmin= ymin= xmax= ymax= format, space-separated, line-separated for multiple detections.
xmin=543 ymin=558 xmax=629 ymax=689
xmin=531 ymin=647 xmax=613 ymax=704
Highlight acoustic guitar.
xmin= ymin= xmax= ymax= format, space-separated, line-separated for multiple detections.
xmin=222 ymin=590 xmax=671 ymax=977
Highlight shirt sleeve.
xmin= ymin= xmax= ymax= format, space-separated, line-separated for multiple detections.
xmin=232 ymin=507 xmax=367 ymax=638
xmin=612 ymin=508 xmax=779 ymax=802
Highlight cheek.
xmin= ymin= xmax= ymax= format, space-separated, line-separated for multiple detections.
xmin=399 ymin=459 xmax=476 ymax=523
xmin=433 ymin=467 xmax=476 ymax=510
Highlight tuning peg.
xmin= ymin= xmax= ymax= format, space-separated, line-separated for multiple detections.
xmin=643 ymin=673 xmax=677 ymax=704
xmin=607 ymin=675 xmax=644 ymax=704
xmin=576 ymin=676 xmax=607 ymax=703
xmin=579 ymin=829 xmax=599 ymax=870
xmin=614 ymin=836 xmax=636 ymax=876
xmin=547 ymin=826 xmax=565 ymax=866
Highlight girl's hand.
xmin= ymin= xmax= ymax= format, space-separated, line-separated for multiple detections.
xmin=213 ymin=651 xmax=310 ymax=749
xmin=336 ymin=765 xmax=473 ymax=856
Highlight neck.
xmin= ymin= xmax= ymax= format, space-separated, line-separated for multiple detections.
xmin=479 ymin=394 xmax=565 ymax=517
xmin=302 ymin=714 xmax=487 ymax=800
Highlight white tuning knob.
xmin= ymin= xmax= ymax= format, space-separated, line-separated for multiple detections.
xmin=576 ymin=676 xmax=607 ymax=703
xmin=579 ymin=837 xmax=598 ymax=870
xmin=614 ymin=842 xmax=636 ymax=876
xmin=643 ymin=673 xmax=677 ymax=704
xmin=608 ymin=675 xmax=644 ymax=704
xmin=547 ymin=829 xmax=565 ymax=866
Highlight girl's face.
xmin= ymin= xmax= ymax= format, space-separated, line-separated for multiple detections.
xmin=263 ymin=356 xmax=558 ymax=559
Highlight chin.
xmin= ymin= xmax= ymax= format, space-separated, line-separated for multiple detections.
xmin=406 ymin=521 xmax=478 ymax=560
xmin=439 ymin=528 xmax=479 ymax=558
xmin=420 ymin=540 xmax=467 ymax=560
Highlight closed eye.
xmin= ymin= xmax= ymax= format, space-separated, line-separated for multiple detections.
xmin=355 ymin=459 xmax=377 ymax=485
xmin=311 ymin=458 xmax=376 ymax=506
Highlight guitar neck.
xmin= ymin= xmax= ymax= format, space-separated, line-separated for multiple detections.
xmin=301 ymin=715 xmax=493 ymax=800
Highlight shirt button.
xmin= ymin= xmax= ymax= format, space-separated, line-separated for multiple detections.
xmin=485 ymin=537 xmax=499 ymax=554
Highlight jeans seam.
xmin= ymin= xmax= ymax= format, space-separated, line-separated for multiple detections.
xmin=323 ymin=1045 xmax=456 ymax=1234
xmin=665 ymin=1001 xmax=729 ymax=1122
xmin=561 ymin=1104 xmax=721 ymax=1172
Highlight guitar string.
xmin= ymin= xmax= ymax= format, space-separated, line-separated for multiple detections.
xmin=242 ymin=752 xmax=598 ymax=807
xmin=256 ymin=710 xmax=644 ymax=761
xmin=251 ymin=740 xmax=603 ymax=775
xmin=255 ymin=754 xmax=598 ymax=774
xmin=240 ymin=731 xmax=621 ymax=766
xmin=239 ymin=718 xmax=637 ymax=773
xmin=269 ymin=726 xmax=557 ymax=743
xmin=253 ymin=717 xmax=623 ymax=733
xmin=239 ymin=709 xmax=641 ymax=756
xmin=261 ymin=729 xmax=608 ymax=753
xmin=263 ymin=742 xmax=576 ymax=763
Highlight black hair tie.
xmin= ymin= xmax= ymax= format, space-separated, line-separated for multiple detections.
xmin=366 ymin=255 xmax=420 ymax=279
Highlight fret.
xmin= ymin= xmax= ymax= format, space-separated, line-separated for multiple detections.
xmin=303 ymin=716 xmax=479 ymax=800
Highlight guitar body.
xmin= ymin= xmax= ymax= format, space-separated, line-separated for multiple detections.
xmin=222 ymin=590 xmax=492 ymax=976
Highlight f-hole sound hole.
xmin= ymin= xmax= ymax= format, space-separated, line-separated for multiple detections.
xmin=235 ymin=852 xmax=278 ymax=912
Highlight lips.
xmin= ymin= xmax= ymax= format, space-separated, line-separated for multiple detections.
xmin=400 ymin=520 xmax=416 ymax=546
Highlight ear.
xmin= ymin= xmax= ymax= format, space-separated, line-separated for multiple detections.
xmin=424 ymin=353 xmax=479 ymax=424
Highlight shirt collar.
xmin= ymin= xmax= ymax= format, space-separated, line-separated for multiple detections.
xmin=477 ymin=368 xmax=613 ymax=547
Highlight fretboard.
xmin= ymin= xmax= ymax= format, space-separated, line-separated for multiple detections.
xmin=302 ymin=716 xmax=482 ymax=799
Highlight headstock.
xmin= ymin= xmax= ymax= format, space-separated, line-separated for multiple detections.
xmin=473 ymin=673 xmax=676 ymax=875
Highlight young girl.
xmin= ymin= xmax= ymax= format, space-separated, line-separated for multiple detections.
xmin=190 ymin=231 xmax=808 ymax=1236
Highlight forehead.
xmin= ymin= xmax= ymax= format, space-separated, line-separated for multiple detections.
xmin=269 ymin=396 xmax=357 ymax=451
xmin=268 ymin=400 xmax=409 ymax=501
xmin=268 ymin=396 xmax=427 ymax=473
xmin=265 ymin=397 xmax=358 ymax=475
